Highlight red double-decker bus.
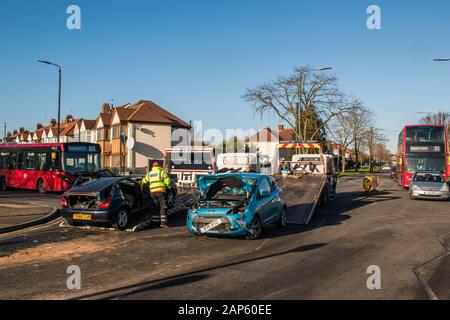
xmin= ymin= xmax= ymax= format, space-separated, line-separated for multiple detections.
xmin=0 ymin=142 xmax=101 ymax=193
xmin=397 ymin=124 xmax=449 ymax=188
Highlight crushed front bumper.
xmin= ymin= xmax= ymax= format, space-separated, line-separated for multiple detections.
xmin=186 ymin=211 xmax=249 ymax=236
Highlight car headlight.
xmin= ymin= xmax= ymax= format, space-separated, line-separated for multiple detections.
xmin=235 ymin=219 xmax=247 ymax=228
xmin=441 ymin=184 xmax=449 ymax=192
xmin=412 ymin=185 xmax=420 ymax=191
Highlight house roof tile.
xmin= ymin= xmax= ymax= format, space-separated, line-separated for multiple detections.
xmin=111 ymin=100 xmax=190 ymax=128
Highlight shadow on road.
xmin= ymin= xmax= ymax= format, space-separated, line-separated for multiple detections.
xmin=266 ymin=189 xmax=401 ymax=240
xmin=76 ymin=242 xmax=328 ymax=300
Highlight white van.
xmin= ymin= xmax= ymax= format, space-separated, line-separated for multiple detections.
xmin=216 ymin=153 xmax=272 ymax=174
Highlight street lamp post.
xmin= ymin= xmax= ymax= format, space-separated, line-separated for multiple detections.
xmin=37 ymin=60 xmax=62 ymax=143
xmin=297 ymin=67 xmax=332 ymax=140
xmin=2 ymin=122 xmax=5 ymax=143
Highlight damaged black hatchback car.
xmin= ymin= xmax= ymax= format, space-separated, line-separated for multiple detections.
xmin=60 ymin=177 xmax=153 ymax=230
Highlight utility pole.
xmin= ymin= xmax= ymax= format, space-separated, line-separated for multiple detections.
xmin=297 ymin=73 xmax=304 ymax=141
xmin=3 ymin=122 xmax=6 ymax=142
xmin=369 ymin=126 xmax=374 ymax=173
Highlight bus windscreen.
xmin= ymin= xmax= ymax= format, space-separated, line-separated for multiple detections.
xmin=406 ymin=126 xmax=444 ymax=143
xmin=63 ymin=152 xmax=101 ymax=174
xmin=405 ymin=155 xmax=446 ymax=174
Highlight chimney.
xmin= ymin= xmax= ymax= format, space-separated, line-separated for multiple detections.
xmin=101 ymin=103 xmax=111 ymax=114
xmin=277 ymin=125 xmax=284 ymax=131
xmin=65 ymin=114 xmax=74 ymax=123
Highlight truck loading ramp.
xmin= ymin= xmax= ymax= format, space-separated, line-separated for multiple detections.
xmin=276 ymin=175 xmax=327 ymax=225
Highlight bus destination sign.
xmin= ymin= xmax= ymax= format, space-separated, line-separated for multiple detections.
xmin=408 ymin=145 xmax=441 ymax=153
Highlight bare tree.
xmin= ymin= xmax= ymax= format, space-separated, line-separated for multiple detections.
xmin=329 ymin=100 xmax=363 ymax=172
xmin=419 ymin=111 xmax=450 ymax=126
xmin=365 ymin=127 xmax=388 ymax=172
xmin=373 ymin=143 xmax=392 ymax=163
xmin=348 ymin=101 xmax=373 ymax=171
xmin=243 ymin=66 xmax=349 ymax=141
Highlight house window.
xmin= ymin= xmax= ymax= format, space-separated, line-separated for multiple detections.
xmin=104 ymin=155 xmax=111 ymax=168
xmin=97 ymin=129 xmax=104 ymax=141
xmin=80 ymin=131 xmax=87 ymax=142
xmin=104 ymin=128 xmax=109 ymax=140
xmin=112 ymin=125 xmax=120 ymax=139
xmin=111 ymin=155 xmax=121 ymax=168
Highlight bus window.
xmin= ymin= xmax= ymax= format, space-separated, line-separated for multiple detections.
xmin=0 ymin=153 xmax=7 ymax=170
xmin=50 ymin=152 xmax=62 ymax=171
xmin=406 ymin=126 xmax=444 ymax=143
xmin=62 ymin=152 xmax=100 ymax=174
xmin=17 ymin=153 xmax=26 ymax=170
xmin=24 ymin=153 xmax=36 ymax=170
xmin=8 ymin=152 xmax=17 ymax=170
xmin=35 ymin=153 xmax=48 ymax=171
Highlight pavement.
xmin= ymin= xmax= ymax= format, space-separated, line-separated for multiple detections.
xmin=0 ymin=173 xmax=450 ymax=299
xmin=0 ymin=191 xmax=59 ymax=229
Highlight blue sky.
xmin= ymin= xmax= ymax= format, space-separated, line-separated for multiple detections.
xmin=1 ymin=0 xmax=450 ymax=151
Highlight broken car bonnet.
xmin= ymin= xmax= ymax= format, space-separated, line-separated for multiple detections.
xmin=197 ymin=174 xmax=254 ymax=198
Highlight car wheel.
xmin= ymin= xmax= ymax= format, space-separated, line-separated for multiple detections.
xmin=276 ymin=207 xmax=287 ymax=228
xmin=0 ymin=176 xmax=6 ymax=191
xmin=167 ymin=191 xmax=175 ymax=208
xmin=246 ymin=215 xmax=262 ymax=240
xmin=410 ymin=194 xmax=416 ymax=200
xmin=114 ymin=209 xmax=130 ymax=230
xmin=37 ymin=179 xmax=46 ymax=194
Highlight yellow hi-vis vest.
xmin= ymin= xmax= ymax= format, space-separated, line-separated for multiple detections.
xmin=143 ymin=167 xmax=171 ymax=193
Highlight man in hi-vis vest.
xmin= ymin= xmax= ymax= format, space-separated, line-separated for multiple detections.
xmin=142 ymin=162 xmax=172 ymax=228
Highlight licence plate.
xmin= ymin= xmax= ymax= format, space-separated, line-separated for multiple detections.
xmin=420 ymin=191 xmax=439 ymax=196
xmin=200 ymin=218 xmax=222 ymax=233
xmin=73 ymin=213 xmax=92 ymax=221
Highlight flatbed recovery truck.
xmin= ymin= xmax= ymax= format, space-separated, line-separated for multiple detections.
xmin=274 ymin=141 xmax=337 ymax=225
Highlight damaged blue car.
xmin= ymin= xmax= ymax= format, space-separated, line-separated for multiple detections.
xmin=187 ymin=173 xmax=287 ymax=240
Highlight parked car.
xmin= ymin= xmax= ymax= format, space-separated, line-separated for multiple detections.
xmin=61 ymin=176 xmax=154 ymax=229
xmin=409 ymin=172 xmax=449 ymax=201
xmin=187 ymin=173 xmax=287 ymax=240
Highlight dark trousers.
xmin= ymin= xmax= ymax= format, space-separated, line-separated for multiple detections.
xmin=151 ymin=192 xmax=167 ymax=225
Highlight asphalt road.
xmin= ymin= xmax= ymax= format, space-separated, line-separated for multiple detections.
xmin=1 ymin=173 xmax=450 ymax=300
xmin=0 ymin=190 xmax=59 ymax=228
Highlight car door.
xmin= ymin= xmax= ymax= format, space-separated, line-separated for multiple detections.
xmin=255 ymin=177 xmax=274 ymax=225
xmin=267 ymin=178 xmax=283 ymax=223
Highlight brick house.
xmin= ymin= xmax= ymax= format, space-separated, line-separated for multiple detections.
xmin=74 ymin=119 xmax=97 ymax=143
xmin=95 ymin=100 xmax=191 ymax=173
